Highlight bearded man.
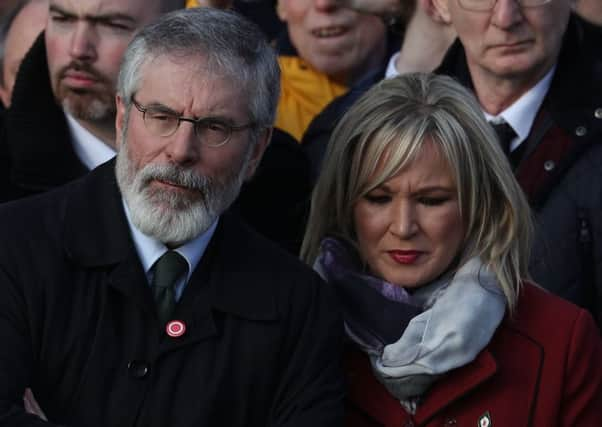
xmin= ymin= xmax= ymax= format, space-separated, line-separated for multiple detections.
xmin=0 ymin=8 xmax=344 ymax=427
xmin=0 ymin=0 xmax=184 ymax=202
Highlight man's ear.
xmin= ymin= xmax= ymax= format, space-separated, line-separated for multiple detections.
xmin=244 ymin=127 xmax=272 ymax=181
xmin=431 ymin=0 xmax=452 ymax=24
xmin=115 ymin=94 xmax=126 ymax=149
xmin=275 ymin=0 xmax=287 ymax=21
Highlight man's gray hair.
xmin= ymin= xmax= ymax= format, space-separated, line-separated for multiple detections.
xmin=117 ymin=7 xmax=280 ymax=129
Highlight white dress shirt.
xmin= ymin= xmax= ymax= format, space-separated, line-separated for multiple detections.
xmin=385 ymin=52 xmax=401 ymax=79
xmin=386 ymin=53 xmax=555 ymax=154
xmin=122 ymin=200 xmax=219 ymax=301
xmin=484 ymin=66 xmax=556 ymax=152
xmin=65 ymin=113 xmax=116 ymax=170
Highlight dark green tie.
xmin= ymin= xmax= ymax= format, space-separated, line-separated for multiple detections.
xmin=151 ymin=251 xmax=188 ymax=326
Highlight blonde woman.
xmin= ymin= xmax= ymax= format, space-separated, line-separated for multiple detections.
xmin=302 ymin=73 xmax=602 ymax=426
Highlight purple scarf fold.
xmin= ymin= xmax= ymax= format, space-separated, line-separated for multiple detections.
xmin=314 ymin=237 xmax=423 ymax=353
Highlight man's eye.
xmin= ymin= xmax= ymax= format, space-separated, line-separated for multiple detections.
xmin=50 ymin=14 xmax=74 ymax=23
xmin=204 ymin=121 xmax=228 ymax=132
xmin=148 ymin=113 xmax=174 ymax=122
xmin=102 ymin=21 xmax=132 ymax=31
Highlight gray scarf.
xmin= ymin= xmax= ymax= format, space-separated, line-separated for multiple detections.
xmin=315 ymin=239 xmax=506 ymax=412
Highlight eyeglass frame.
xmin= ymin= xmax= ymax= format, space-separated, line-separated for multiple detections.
xmin=130 ymin=95 xmax=257 ymax=148
xmin=457 ymin=0 xmax=552 ymax=12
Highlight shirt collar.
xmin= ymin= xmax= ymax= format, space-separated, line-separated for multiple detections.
xmin=121 ymin=199 xmax=218 ymax=283
xmin=65 ymin=113 xmax=116 ymax=170
xmin=483 ymin=65 xmax=556 ymax=151
xmin=385 ymin=52 xmax=401 ymax=79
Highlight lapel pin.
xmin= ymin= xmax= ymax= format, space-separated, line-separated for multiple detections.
xmin=478 ymin=411 xmax=492 ymax=427
xmin=166 ymin=320 xmax=186 ymax=338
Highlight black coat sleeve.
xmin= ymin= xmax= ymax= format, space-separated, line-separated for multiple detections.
xmin=268 ymin=273 xmax=345 ymax=426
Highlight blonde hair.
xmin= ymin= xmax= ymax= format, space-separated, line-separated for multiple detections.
xmin=301 ymin=73 xmax=533 ymax=311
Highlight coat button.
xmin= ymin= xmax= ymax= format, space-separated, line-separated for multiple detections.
xmin=403 ymin=421 xmax=415 ymax=427
xmin=445 ymin=418 xmax=457 ymax=425
xmin=575 ymin=126 xmax=587 ymax=137
xmin=595 ymin=108 xmax=602 ymax=119
xmin=128 ymin=360 xmax=150 ymax=379
xmin=544 ymin=160 xmax=555 ymax=172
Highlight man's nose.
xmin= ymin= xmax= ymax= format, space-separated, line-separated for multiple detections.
xmin=314 ymin=0 xmax=340 ymax=13
xmin=69 ymin=21 xmax=98 ymax=61
xmin=491 ymin=0 xmax=523 ymax=30
xmin=164 ymin=122 xmax=200 ymax=167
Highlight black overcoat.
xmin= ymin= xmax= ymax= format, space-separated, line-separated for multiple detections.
xmin=0 ymin=161 xmax=344 ymax=426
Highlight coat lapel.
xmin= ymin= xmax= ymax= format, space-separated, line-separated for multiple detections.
xmin=158 ymin=227 xmax=221 ymax=351
xmin=414 ymin=350 xmax=497 ymax=424
xmin=62 ymin=166 xmax=279 ymax=353
xmin=345 ymin=319 xmax=544 ymax=426
xmin=62 ymin=160 xmax=154 ymax=314
xmin=416 ymin=322 xmax=544 ymax=425
xmin=158 ymin=214 xmax=279 ymax=353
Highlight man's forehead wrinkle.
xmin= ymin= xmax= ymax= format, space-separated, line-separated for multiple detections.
xmin=49 ymin=0 xmax=143 ymax=20
xmin=137 ymin=59 xmax=243 ymax=121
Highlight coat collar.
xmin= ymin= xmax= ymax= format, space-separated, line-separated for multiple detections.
xmin=414 ymin=350 xmax=498 ymax=424
xmin=62 ymin=160 xmax=277 ymax=324
xmin=345 ymin=346 xmax=497 ymax=425
xmin=6 ymin=33 xmax=87 ymax=191
xmin=345 ymin=309 xmax=545 ymax=425
xmin=63 ymin=159 xmax=132 ymax=267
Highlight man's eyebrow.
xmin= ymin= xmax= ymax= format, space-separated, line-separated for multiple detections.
xmin=88 ymin=13 xmax=137 ymax=25
xmin=49 ymin=4 xmax=74 ymax=17
xmin=143 ymin=102 xmax=180 ymax=115
xmin=49 ymin=5 xmax=136 ymax=24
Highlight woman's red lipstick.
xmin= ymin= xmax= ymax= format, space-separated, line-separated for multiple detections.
xmin=388 ymin=250 xmax=422 ymax=265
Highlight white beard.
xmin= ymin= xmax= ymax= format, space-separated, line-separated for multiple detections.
xmin=115 ymin=137 xmax=249 ymax=246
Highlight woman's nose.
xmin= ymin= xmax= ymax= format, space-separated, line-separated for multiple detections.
xmin=389 ymin=201 xmax=419 ymax=238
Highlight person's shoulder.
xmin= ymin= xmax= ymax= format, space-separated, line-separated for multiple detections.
xmin=216 ymin=213 xmax=333 ymax=311
xmin=0 ymin=160 xmax=110 ymax=237
xmin=502 ymin=282 xmax=598 ymax=344
xmin=0 ymin=180 xmax=76 ymax=265
xmin=220 ymin=212 xmax=314 ymax=275
xmin=0 ymin=178 xmax=71 ymax=224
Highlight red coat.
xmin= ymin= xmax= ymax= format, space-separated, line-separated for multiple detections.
xmin=345 ymin=283 xmax=602 ymax=427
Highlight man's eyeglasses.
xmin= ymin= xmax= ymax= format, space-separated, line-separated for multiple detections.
xmin=131 ymin=96 xmax=256 ymax=148
xmin=458 ymin=0 xmax=551 ymax=12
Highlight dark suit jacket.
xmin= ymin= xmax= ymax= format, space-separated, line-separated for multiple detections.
xmin=0 ymin=160 xmax=344 ymax=426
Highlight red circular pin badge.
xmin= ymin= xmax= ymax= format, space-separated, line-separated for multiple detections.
xmin=166 ymin=320 xmax=186 ymax=338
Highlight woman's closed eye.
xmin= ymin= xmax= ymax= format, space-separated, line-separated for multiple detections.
xmin=363 ymin=193 xmax=392 ymax=204
xmin=417 ymin=196 xmax=451 ymax=206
